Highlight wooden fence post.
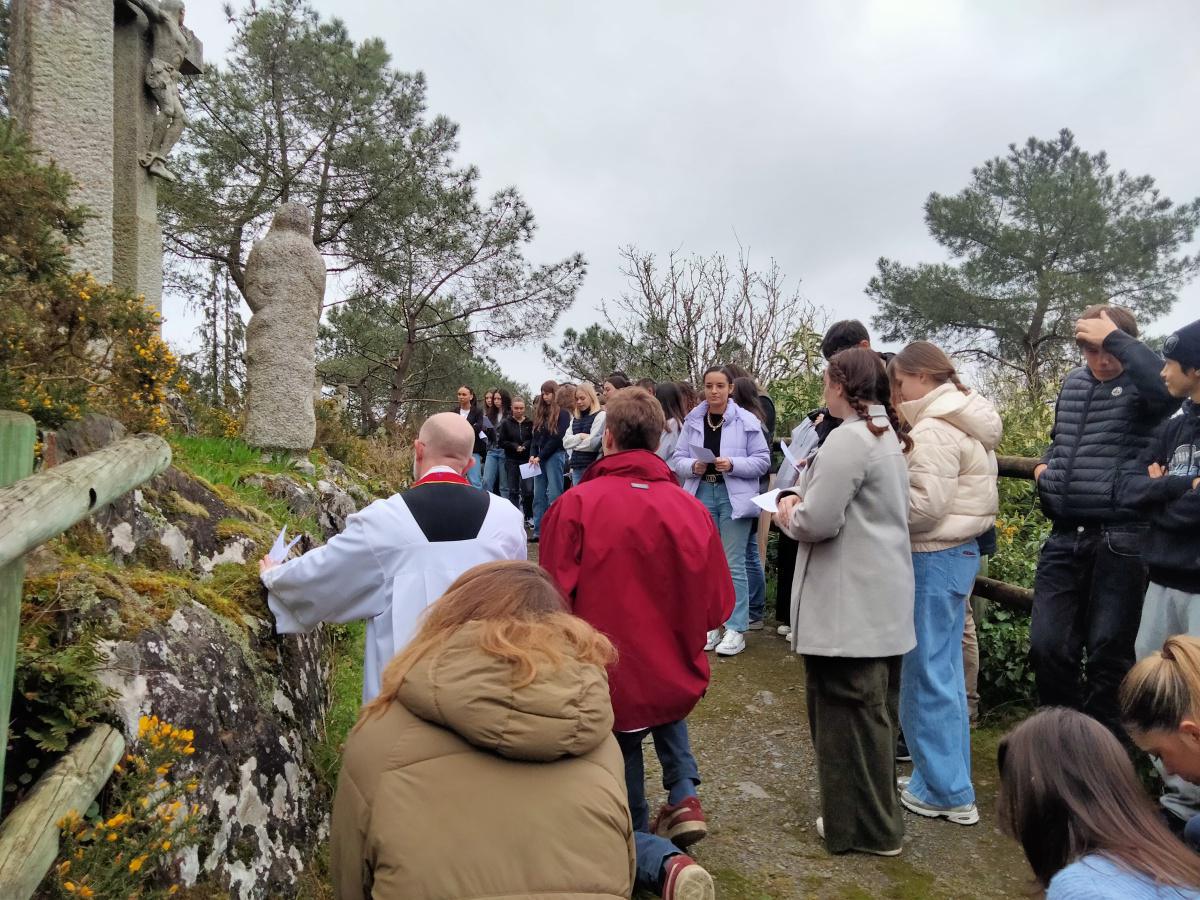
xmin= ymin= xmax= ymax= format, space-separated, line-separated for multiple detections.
xmin=0 ymin=412 xmax=37 ymax=794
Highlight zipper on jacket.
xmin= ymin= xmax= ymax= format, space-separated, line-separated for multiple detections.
xmin=1061 ymin=377 xmax=1099 ymax=515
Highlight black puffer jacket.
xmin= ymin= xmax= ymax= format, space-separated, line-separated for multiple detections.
xmin=1037 ymin=330 xmax=1179 ymax=525
xmin=1118 ymin=400 xmax=1200 ymax=592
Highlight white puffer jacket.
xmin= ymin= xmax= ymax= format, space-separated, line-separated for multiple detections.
xmin=899 ymin=382 xmax=1001 ymax=552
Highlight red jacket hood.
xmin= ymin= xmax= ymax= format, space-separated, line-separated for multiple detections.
xmin=580 ymin=449 xmax=676 ymax=485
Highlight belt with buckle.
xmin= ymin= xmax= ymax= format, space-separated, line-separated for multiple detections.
xmin=702 ymin=473 xmax=723 ymax=484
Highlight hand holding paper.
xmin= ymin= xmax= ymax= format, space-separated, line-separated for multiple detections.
xmin=519 ymin=461 xmax=541 ymax=479
xmin=268 ymin=525 xmax=302 ymax=563
xmin=690 ymin=444 xmax=716 ymax=464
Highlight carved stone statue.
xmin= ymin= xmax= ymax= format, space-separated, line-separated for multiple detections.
xmin=125 ymin=0 xmax=191 ymax=182
xmin=243 ymin=204 xmax=326 ymax=451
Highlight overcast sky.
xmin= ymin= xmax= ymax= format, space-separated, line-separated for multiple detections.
xmin=171 ymin=0 xmax=1200 ymax=389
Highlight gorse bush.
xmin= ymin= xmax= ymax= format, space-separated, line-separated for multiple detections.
xmin=0 ymin=120 xmax=179 ymax=430
xmin=51 ymin=716 xmax=205 ymax=899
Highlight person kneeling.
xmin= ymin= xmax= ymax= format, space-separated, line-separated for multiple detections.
xmin=330 ymin=561 xmax=635 ymax=900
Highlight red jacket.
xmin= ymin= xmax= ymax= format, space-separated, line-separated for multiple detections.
xmin=540 ymin=450 xmax=734 ymax=731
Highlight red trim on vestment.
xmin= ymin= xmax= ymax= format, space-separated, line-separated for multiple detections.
xmin=412 ymin=471 xmax=470 ymax=487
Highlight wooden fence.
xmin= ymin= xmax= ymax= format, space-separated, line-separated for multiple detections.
xmin=0 ymin=411 xmax=171 ymax=900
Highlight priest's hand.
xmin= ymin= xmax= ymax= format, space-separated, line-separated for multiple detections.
xmin=259 ymin=557 xmax=280 ymax=575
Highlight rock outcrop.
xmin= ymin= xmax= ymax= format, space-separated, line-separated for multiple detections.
xmin=16 ymin=417 xmax=372 ymax=898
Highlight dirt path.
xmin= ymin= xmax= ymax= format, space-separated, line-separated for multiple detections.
xmin=646 ymin=628 xmax=1035 ymax=899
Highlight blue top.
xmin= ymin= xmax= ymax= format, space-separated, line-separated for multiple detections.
xmin=1048 ymin=855 xmax=1200 ymax=900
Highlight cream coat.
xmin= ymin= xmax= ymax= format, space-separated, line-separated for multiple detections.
xmin=898 ymin=383 xmax=1001 ymax=552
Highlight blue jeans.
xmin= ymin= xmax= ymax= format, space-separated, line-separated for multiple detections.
xmin=531 ymin=450 xmax=565 ymax=537
xmin=616 ymin=722 xmax=699 ymax=892
xmin=697 ymin=480 xmax=750 ymax=632
xmin=900 ymin=541 xmax=979 ymax=808
xmin=570 ymin=467 xmax=587 ymax=486
xmin=466 ymin=453 xmax=483 ymax=488
xmin=747 ymin=524 xmax=766 ymax=623
xmin=482 ymin=447 xmax=507 ymax=495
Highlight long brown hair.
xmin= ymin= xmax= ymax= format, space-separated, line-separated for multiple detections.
xmin=997 ymin=707 xmax=1200 ymax=891
xmin=826 ymin=347 xmax=912 ymax=452
xmin=887 ymin=341 xmax=970 ymax=399
xmin=357 ymin=561 xmax=615 ymax=726
xmin=731 ymin=376 xmax=766 ymax=424
xmin=533 ymin=379 xmax=561 ymax=432
xmin=1120 ymin=635 xmax=1200 ymax=735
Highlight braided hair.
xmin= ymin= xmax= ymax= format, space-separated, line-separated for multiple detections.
xmin=826 ymin=348 xmax=913 ymax=452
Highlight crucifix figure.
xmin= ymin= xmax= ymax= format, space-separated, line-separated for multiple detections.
xmin=124 ymin=0 xmax=190 ymax=182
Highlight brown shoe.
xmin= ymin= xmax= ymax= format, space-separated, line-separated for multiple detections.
xmin=652 ymin=796 xmax=708 ymax=848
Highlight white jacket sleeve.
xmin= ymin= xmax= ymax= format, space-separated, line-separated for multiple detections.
xmin=907 ymin=427 xmax=962 ymax=535
xmin=778 ymin=428 xmax=866 ymax=543
xmin=564 ymin=411 xmax=606 ymax=452
xmin=260 ymin=511 xmax=388 ymax=633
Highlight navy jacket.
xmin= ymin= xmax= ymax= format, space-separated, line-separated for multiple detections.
xmin=532 ymin=409 xmax=571 ymax=460
xmin=1037 ymin=330 xmax=1179 ymax=525
xmin=1119 ymin=400 xmax=1200 ymax=592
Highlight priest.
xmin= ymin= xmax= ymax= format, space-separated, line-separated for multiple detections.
xmin=259 ymin=412 xmax=527 ymax=700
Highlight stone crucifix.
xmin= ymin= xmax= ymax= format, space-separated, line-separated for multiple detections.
xmin=122 ymin=0 xmax=191 ymax=182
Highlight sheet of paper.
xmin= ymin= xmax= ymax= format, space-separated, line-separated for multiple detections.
xmin=478 ymin=430 xmax=488 ymax=440
xmin=690 ymin=444 xmax=716 ymax=464
xmin=519 ymin=461 xmax=541 ymax=479
xmin=751 ymin=489 xmax=782 ymax=513
xmin=268 ymin=525 xmax=301 ymax=563
xmin=781 ymin=439 xmax=798 ymax=468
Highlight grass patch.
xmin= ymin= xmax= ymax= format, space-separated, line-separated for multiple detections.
xmin=169 ymin=435 xmax=305 ymax=487
xmin=314 ymin=620 xmax=366 ymax=792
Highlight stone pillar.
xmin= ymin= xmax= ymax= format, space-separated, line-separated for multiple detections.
xmin=9 ymin=0 xmax=116 ymax=283
xmin=111 ymin=2 xmax=162 ymax=314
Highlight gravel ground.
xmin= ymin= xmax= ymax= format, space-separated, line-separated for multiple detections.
xmin=641 ymin=627 xmax=1037 ymax=899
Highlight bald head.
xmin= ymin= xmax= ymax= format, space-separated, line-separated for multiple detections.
xmin=415 ymin=412 xmax=476 ymax=477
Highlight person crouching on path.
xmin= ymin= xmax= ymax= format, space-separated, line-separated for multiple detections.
xmin=541 ymin=387 xmax=732 ymax=900
xmin=331 ymin=561 xmax=637 ymax=900
xmin=889 ymin=342 xmax=1001 ymax=827
xmin=258 ymin=412 xmax=527 ymax=702
xmin=672 ymin=365 xmax=771 ymax=657
xmin=773 ymin=347 xmax=915 ymax=856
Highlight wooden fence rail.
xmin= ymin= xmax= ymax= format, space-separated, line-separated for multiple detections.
xmin=0 ymin=412 xmax=170 ymax=900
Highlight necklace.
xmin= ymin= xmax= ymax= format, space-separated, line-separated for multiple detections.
xmin=706 ymin=411 xmax=724 ymax=432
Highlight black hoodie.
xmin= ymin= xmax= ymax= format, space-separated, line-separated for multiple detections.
xmin=1119 ymin=399 xmax=1200 ymax=592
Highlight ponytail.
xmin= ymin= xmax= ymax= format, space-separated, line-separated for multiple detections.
xmin=1120 ymin=636 xmax=1200 ymax=735
xmin=827 ymin=348 xmax=913 ymax=452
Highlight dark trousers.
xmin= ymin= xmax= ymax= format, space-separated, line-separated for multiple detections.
xmin=805 ymin=654 xmax=904 ymax=854
xmin=1029 ymin=524 xmax=1148 ymax=737
xmin=774 ymin=530 xmax=799 ymax=627
xmin=503 ymin=459 xmax=533 ymax=518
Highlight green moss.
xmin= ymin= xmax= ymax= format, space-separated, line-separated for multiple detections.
xmin=215 ymin=517 xmax=271 ymax=542
xmin=709 ymin=867 xmax=794 ymax=899
xmin=165 ymin=490 xmax=211 ymax=519
xmin=879 ymin=859 xmax=942 ymax=899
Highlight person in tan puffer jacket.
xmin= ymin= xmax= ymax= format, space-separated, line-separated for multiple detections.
xmin=888 ymin=341 xmax=1001 ymax=828
xmin=331 ymin=560 xmax=636 ymax=900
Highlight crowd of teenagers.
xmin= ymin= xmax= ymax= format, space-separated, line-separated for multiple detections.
xmin=259 ymin=309 xmax=1200 ymax=900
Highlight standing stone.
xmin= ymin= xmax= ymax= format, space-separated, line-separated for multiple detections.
xmin=9 ymin=0 xmax=116 ymax=282
xmin=243 ymin=204 xmax=325 ymax=451
xmin=10 ymin=0 xmax=204 ymax=319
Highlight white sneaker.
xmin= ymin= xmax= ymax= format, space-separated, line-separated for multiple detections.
xmin=777 ymin=625 xmax=792 ymax=637
xmin=899 ymin=789 xmax=979 ymax=825
xmin=816 ymin=816 xmax=902 ymax=857
xmin=715 ymin=630 xmax=746 ymax=656
xmin=704 ymin=629 xmax=721 ymax=651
